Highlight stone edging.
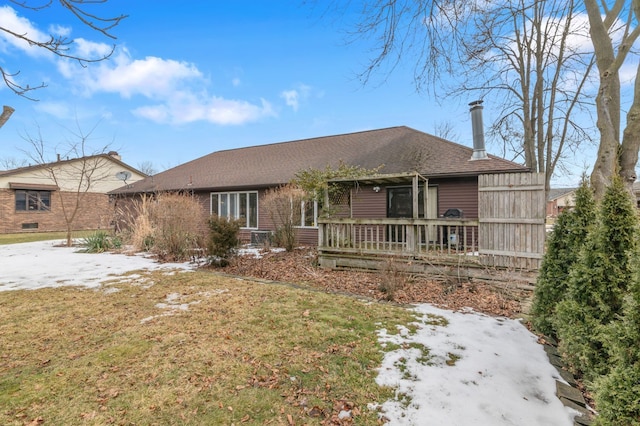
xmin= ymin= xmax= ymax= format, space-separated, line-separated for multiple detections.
xmin=540 ymin=335 xmax=594 ymax=426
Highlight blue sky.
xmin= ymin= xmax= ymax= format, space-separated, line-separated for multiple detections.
xmin=0 ymin=1 xmax=624 ymax=185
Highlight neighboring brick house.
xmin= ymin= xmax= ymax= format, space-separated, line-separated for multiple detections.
xmin=0 ymin=152 xmax=146 ymax=234
xmin=110 ymin=126 xmax=528 ymax=246
xmin=546 ymin=187 xmax=577 ymax=218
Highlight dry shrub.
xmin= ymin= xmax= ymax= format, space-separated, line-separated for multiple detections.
xmin=119 ymin=192 xmax=207 ymax=261
xmin=126 ymin=194 xmax=155 ymax=251
xmin=378 ymin=258 xmax=408 ymax=301
xmin=262 ymin=185 xmax=306 ymax=251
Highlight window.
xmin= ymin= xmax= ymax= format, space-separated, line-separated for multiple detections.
xmin=211 ymin=191 xmax=258 ymax=228
xmin=300 ymin=199 xmax=318 ymax=227
xmin=15 ymin=190 xmax=51 ymax=211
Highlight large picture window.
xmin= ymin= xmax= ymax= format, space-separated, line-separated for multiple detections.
xmin=15 ymin=190 xmax=51 ymax=211
xmin=211 ymin=191 xmax=258 ymax=228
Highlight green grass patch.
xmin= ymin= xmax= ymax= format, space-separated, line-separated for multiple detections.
xmin=0 ymin=230 xmax=96 ymax=245
xmin=0 ymin=270 xmax=415 ymax=425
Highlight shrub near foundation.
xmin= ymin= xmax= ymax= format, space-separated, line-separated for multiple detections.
xmin=121 ymin=193 xmax=207 ymax=261
xmin=207 ymin=215 xmax=241 ymax=266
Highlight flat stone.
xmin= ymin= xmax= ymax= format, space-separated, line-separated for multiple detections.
xmin=548 ymin=353 xmax=568 ymax=369
xmin=555 ymin=367 xmax=577 ymax=387
xmin=556 ymin=381 xmax=586 ymax=407
xmin=544 ymin=344 xmax=561 ymax=357
xmin=541 ymin=335 xmax=558 ymax=346
xmin=574 ymin=414 xmax=593 ymax=426
xmin=559 ymin=397 xmax=590 ymax=416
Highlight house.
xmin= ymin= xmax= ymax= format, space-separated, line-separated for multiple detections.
xmin=0 ymin=152 xmax=146 ymax=234
xmin=546 ymin=187 xmax=577 ymax=218
xmin=111 ymin=121 xmax=529 ymax=248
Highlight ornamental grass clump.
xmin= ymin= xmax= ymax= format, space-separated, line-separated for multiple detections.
xmin=119 ymin=192 xmax=207 ymax=261
xmin=80 ymin=230 xmax=122 ymax=253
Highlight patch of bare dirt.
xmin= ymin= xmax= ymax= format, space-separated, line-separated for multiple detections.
xmin=216 ymin=248 xmax=524 ymax=318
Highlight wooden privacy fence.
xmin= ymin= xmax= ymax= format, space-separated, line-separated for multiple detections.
xmin=478 ymin=172 xmax=546 ymax=270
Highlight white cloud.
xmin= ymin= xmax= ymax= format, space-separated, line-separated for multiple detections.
xmin=48 ymin=24 xmax=71 ymax=38
xmin=133 ymin=93 xmax=275 ymax=125
xmin=281 ymin=89 xmax=300 ymax=111
xmin=0 ymin=6 xmax=51 ymax=58
xmin=281 ymin=84 xmax=312 ymax=111
xmin=34 ymin=101 xmax=72 ymax=119
xmin=58 ymin=47 xmax=276 ymax=125
xmin=232 ymin=77 xmax=241 ymax=87
xmin=2 ymin=6 xmax=278 ymax=127
xmin=58 ymin=48 xmax=203 ymax=98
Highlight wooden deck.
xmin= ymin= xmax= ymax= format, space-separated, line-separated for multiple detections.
xmin=318 ymin=217 xmax=479 ymax=259
xmin=317 ymin=217 xmax=541 ymax=286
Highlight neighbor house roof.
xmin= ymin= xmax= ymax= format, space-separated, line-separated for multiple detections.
xmin=112 ymin=126 xmax=528 ymax=194
xmin=547 ymin=187 xmax=577 ymax=202
xmin=0 ymin=152 xmax=143 ymax=179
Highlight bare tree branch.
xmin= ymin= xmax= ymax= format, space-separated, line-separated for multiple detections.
xmin=0 ymin=0 xmax=127 ymax=99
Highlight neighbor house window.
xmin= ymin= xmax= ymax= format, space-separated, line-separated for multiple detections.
xmin=211 ymin=191 xmax=258 ymax=228
xmin=299 ymin=199 xmax=318 ymax=227
xmin=15 ymin=190 xmax=51 ymax=211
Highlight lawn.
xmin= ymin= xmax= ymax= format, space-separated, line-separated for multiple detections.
xmin=0 ymin=269 xmax=416 ymax=425
xmin=0 ymin=230 xmax=95 ymax=245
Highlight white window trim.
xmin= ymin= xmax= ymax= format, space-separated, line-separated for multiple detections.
xmin=297 ymin=199 xmax=318 ymax=228
xmin=210 ymin=191 xmax=259 ymax=229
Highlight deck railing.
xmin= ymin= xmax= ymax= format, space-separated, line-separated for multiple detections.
xmin=317 ymin=217 xmax=479 ymax=258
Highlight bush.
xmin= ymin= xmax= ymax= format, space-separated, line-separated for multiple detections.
xmin=531 ymin=181 xmax=595 ymax=336
xmin=554 ymin=177 xmax=640 ymax=379
xmin=81 ymin=231 xmax=121 ymax=253
xmin=592 ymin=280 xmax=640 ymax=425
xmin=119 ymin=192 xmax=207 ymax=261
xmin=378 ymin=258 xmax=408 ymax=301
xmin=262 ymin=185 xmax=306 ymax=252
xmin=207 ymin=215 xmax=241 ymax=266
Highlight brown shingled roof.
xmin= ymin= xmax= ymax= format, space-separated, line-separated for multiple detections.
xmin=113 ymin=126 xmax=527 ymax=194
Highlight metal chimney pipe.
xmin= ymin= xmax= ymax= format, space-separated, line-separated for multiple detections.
xmin=469 ymin=100 xmax=488 ymax=160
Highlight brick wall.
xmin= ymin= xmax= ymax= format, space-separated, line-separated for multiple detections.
xmin=0 ymin=189 xmax=115 ymax=234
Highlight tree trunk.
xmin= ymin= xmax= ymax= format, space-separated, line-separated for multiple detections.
xmin=590 ymin=70 xmax=621 ymax=200
xmin=619 ymin=61 xmax=640 ymax=190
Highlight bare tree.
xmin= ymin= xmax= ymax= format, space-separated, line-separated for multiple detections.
xmin=0 ymin=0 xmax=127 ymax=99
xmin=137 ymin=161 xmax=157 ymax=176
xmin=21 ymin=121 xmax=114 ymax=246
xmin=584 ymin=0 xmax=640 ymax=198
xmin=329 ymin=0 xmax=595 ymax=192
xmin=0 ymin=156 xmax=27 ymax=170
xmin=433 ymin=120 xmax=460 ymax=141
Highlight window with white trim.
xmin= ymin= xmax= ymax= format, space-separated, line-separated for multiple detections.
xmin=300 ymin=199 xmax=318 ymax=227
xmin=211 ymin=191 xmax=258 ymax=228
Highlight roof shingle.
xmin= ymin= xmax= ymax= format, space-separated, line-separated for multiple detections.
xmin=114 ymin=126 xmax=528 ymax=194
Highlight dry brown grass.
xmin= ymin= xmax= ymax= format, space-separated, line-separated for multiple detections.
xmin=0 ymin=269 xmax=415 ymax=425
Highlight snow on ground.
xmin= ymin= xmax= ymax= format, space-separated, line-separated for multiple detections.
xmin=0 ymin=240 xmax=196 ymax=291
xmin=0 ymin=240 xmax=578 ymax=425
xmin=375 ymin=305 xmax=578 ymax=425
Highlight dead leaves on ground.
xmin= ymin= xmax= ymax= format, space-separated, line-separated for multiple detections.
xmin=221 ymin=248 xmax=522 ymax=318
